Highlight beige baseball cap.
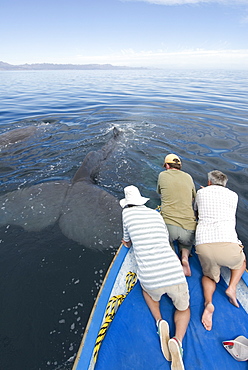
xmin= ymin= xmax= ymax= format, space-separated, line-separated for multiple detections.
xmin=164 ymin=153 xmax=181 ymax=165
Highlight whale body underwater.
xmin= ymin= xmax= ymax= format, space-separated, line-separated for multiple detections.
xmin=0 ymin=127 xmax=123 ymax=249
xmin=0 ymin=126 xmax=37 ymax=147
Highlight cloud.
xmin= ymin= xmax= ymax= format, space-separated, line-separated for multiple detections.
xmin=74 ymin=48 xmax=248 ymax=69
xmin=240 ymin=14 xmax=248 ymax=24
xmin=122 ymin=0 xmax=248 ymax=5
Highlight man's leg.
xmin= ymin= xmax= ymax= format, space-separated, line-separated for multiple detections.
xmin=165 ymin=224 xmax=177 ymax=253
xmin=178 ymin=228 xmax=195 ymax=277
xmin=142 ymin=290 xmax=171 ymax=361
xmin=226 ymin=259 xmax=246 ymax=307
xmin=181 ymin=248 xmax=191 ymax=277
xmin=166 ymin=224 xmax=192 ymax=276
xmin=142 ymin=290 xmax=161 ymax=322
xmin=201 ymin=276 xmax=216 ymax=331
xmin=168 ymin=306 xmax=190 ymax=370
xmin=174 ymin=307 xmax=190 ymax=343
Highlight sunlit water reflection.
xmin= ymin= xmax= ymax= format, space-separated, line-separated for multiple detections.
xmin=0 ymin=69 xmax=247 ymax=369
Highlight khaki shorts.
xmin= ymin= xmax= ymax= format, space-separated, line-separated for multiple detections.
xmin=142 ymin=282 xmax=189 ymax=311
xmin=196 ymin=242 xmax=246 ymax=283
xmin=166 ymin=224 xmax=195 ymax=253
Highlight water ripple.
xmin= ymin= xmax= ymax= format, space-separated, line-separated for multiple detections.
xmin=0 ymin=69 xmax=247 ymax=369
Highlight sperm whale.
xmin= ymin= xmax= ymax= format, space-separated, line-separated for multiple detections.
xmin=0 ymin=127 xmax=122 ymax=249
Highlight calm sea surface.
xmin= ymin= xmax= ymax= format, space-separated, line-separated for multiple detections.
xmin=0 ymin=69 xmax=247 ymax=369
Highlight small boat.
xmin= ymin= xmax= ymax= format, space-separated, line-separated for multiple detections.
xmin=73 ymin=243 xmax=248 ymax=369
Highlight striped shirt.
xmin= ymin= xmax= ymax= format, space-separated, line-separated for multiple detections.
xmin=194 ymin=185 xmax=240 ymax=245
xmin=122 ymin=205 xmax=186 ymax=291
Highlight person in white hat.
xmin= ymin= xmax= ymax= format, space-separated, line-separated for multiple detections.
xmin=120 ymin=185 xmax=190 ymax=370
xmin=157 ymin=154 xmax=197 ymax=276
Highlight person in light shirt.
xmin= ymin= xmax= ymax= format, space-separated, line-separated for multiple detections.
xmin=120 ymin=185 xmax=190 ymax=370
xmin=194 ymin=170 xmax=246 ymax=331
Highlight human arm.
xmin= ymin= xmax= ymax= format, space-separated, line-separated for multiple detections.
xmin=191 ymin=178 xmax=197 ymax=201
xmin=194 ymin=193 xmax=199 ymax=220
xmin=122 ymin=239 xmax=132 ymax=248
xmin=157 ymin=173 xmax=161 ymax=195
xmin=122 ymin=211 xmax=132 ymax=248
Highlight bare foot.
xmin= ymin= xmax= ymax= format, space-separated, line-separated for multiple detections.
xmin=202 ymin=302 xmax=215 ymax=331
xmin=226 ymin=287 xmax=239 ymax=307
xmin=181 ymin=258 xmax=191 ymax=277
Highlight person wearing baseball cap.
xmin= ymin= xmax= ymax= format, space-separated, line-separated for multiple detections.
xmin=164 ymin=154 xmax=182 ymax=166
xmin=157 ymin=154 xmax=197 ymax=276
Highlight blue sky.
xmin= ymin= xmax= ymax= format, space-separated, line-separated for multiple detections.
xmin=1 ymin=0 xmax=248 ymax=69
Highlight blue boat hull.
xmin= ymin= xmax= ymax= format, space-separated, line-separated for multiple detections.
xmin=74 ymin=245 xmax=248 ymax=369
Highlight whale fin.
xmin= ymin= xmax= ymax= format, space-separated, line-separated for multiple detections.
xmin=72 ymin=127 xmax=122 ymax=184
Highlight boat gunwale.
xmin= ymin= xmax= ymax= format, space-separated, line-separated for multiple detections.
xmin=242 ymin=269 xmax=248 ymax=286
xmin=72 ymin=243 xmax=129 ymax=370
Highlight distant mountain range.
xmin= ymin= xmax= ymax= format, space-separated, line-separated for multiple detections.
xmin=0 ymin=61 xmax=144 ymax=71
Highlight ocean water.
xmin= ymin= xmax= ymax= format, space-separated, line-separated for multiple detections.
xmin=0 ymin=69 xmax=247 ymax=369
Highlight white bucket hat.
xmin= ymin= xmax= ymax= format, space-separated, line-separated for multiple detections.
xmin=223 ymin=335 xmax=248 ymax=361
xmin=120 ymin=185 xmax=150 ymax=208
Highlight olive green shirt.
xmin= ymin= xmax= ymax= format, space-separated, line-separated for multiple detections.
xmin=157 ymin=169 xmax=196 ymax=230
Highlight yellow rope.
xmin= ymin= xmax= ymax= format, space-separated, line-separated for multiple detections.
xmin=93 ymin=271 xmax=137 ymax=362
xmin=155 ymin=205 xmax=161 ymax=212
